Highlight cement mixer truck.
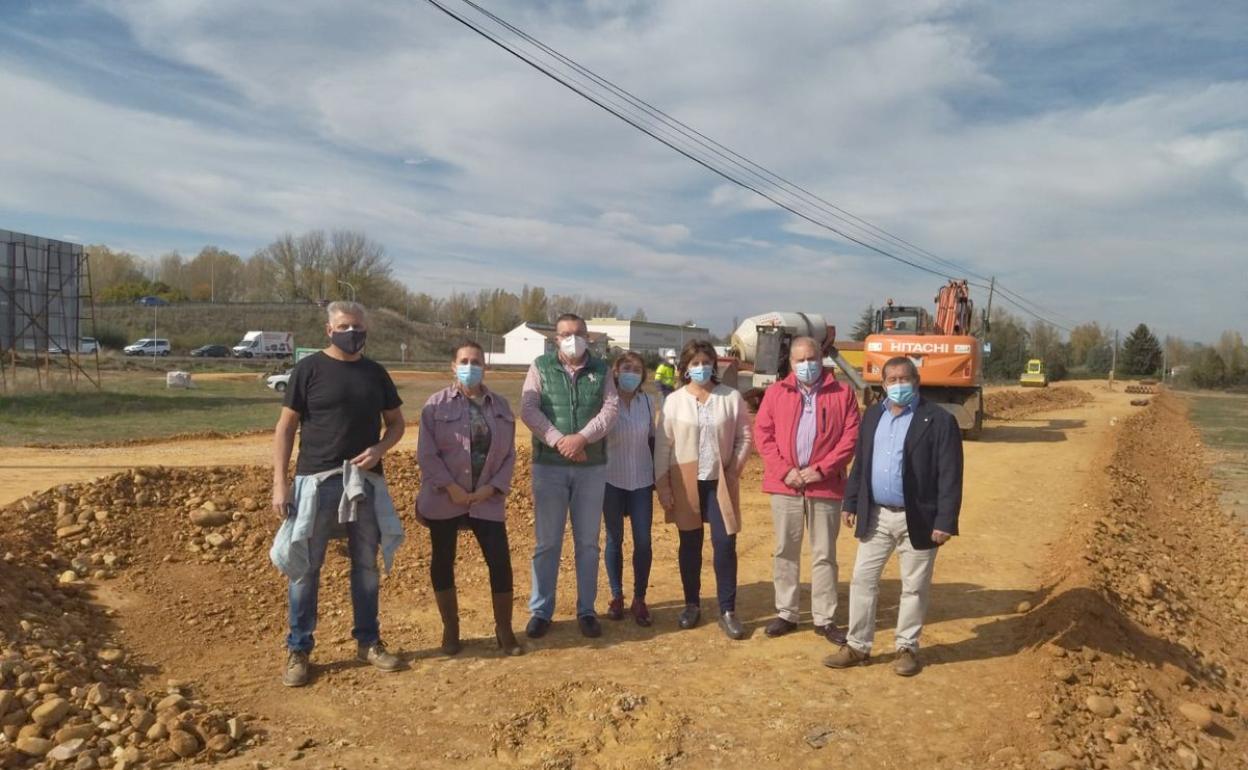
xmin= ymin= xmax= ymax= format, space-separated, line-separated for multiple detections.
xmin=725 ymin=311 xmax=864 ymax=410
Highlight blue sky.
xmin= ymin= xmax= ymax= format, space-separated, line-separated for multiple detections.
xmin=1 ymin=0 xmax=1245 ymax=340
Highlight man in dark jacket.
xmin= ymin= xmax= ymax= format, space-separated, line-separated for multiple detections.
xmin=823 ymin=356 xmax=963 ymax=676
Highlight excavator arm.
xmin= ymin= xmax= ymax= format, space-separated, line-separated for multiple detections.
xmin=934 ymin=279 xmax=973 ymax=336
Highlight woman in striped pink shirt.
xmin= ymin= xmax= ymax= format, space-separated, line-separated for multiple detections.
xmin=603 ymin=351 xmax=656 ymax=626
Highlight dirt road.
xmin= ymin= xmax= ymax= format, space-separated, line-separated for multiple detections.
xmin=3 ymin=382 xmax=1166 ymax=769
xmin=0 ymin=435 xmax=274 ymax=508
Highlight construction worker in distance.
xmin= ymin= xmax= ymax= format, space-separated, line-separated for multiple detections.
xmin=655 ymin=351 xmax=678 ymax=402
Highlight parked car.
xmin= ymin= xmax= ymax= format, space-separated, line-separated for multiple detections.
xmin=123 ymin=338 xmax=171 ymax=356
xmin=190 ymin=344 xmax=231 ymax=358
xmin=265 ymin=372 xmax=292 ymax=393
xmin=48 ymin=337 xmax=100 ymax=354
xmin=135 ymin=296 xmax=169 ymax=307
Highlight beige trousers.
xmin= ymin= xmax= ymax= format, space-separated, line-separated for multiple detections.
xmin=769 ymin=494 xmax=840 ymax=626
xmin=846 ymin=506 xmax=938 ymax=654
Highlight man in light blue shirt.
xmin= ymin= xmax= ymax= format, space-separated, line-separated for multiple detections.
xmin=870 ymin=397 xmax=914 ymax=509
xmin=825 ymin=356 xmax=964 ymax=677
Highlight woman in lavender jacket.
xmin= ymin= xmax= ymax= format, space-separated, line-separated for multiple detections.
xmin=416 ymin=340 xmax=522 ymax=656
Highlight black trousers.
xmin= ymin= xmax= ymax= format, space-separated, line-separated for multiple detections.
xmin=427 ymin=515 xmax=513 ymax=594
xmin=677 ymin=479 xmax=738 ymax=613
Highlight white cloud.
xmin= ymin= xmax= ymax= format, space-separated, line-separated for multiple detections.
xmin=0 ymin=0 xmax=1242 ymax=339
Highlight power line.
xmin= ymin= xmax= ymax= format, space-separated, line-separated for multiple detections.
xmin=421 ymin=0 xmax=978 ymax=282
xmin=421 ymin=0 xmax=1075 ymax=329
xmin=456 ymin=0 xmax=998 ymax=287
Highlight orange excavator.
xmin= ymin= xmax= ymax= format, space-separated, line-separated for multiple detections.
xmin=862 ymin=279 xmax=985 ymax=439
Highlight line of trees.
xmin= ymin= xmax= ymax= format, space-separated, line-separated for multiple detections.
xmin=1166 ymin=331 xmax=1248 ymax=389
xmin=85 ymin=230 xmax=636 ymax=335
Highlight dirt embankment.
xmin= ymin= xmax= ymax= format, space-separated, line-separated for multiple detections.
xmin=1012 ymin=393 xmax=1248 ymax=769
xmin=0 ymin=448 xmax=539 ymax=769
xmin=986 ymin=385 xmax=1095 ymax=421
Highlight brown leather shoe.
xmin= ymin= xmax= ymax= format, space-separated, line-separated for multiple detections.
xmin=893 ymin=648 xmax=921 ymax=677
xmin=630 ymin=597 xmax=652 ymax=627
xmin=607 ymin=595 xmax=626 ymax=621
xmin=822 ymin=644 xmax=869 ymax=669
xmin=764 ymin=617 xmax=798 ymax=637
xmin=814 ymin=623 xmax=848 ymax=646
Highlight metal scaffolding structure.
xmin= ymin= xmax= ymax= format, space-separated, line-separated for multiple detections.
xmin=0 ymin=229 xmax=101 ymax=391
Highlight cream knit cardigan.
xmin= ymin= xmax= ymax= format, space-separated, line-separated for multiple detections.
xmin=654 ymin=384 xmax=753 ymax=534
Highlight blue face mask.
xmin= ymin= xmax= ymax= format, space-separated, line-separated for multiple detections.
xmin=618 ymin=371 xmax=642 ymax=392
xmin=886 ymin=382 xmax=917 ymax=407
xmin=687 ymin=364 xmax=714 ymax=384
xmin=456 ymin=364 xmax=483 ymax=388
xmin=794 ymin=361 xmax=822 ymax=384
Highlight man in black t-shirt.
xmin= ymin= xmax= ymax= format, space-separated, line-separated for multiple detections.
xmin=273 ymin=301 xmax=406 ymax=687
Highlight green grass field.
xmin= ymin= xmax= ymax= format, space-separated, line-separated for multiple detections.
xmin=1186 ymin=391 xmax=1248 ymax=451
xmin=1185 ymin=391 xmax=1248 ymax=526
xmin=0 ymin=375 xmax=282 ymax=446
xmin=0 ymin=370 xmax=530 ymax=447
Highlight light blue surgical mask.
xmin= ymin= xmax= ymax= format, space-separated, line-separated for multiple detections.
xmin=618 ymin=371 xmax=642 ymax=392
xmin=794 ymin=361 xmax=822 ymax=385
xmin=456 ymin=364 xmax=483 ymax=388
xmin=886 ymin=382 xmax=917 ymax=407
xmin=687 ymin=364 xmax=714 ymax=384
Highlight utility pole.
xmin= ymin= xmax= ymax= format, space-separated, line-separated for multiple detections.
xmin=1109 ymin=328 xmax=1118 ymax=390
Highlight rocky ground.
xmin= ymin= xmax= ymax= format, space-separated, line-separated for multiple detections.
xmin=0 ymin=450 xmax=537 ymax=769
xmin=1016 ymin=393 xmax=1248 ymax=770
xmin=1 ymin=384 xmax=1244 ymax=769
xmin=0 ymin=480 xmax=259 ymax=768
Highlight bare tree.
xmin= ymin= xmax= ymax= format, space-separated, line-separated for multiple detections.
xmin=85 ymin=245 xmax=145 ymax=297
xmin=241 ymin=253 xmax=278 ymax=301
xmin=328 ymin=230 xmax=391 ymax=300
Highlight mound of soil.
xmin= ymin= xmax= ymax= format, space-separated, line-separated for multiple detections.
xmin=0 ymin=491 xmax=256 ymax=768
xmin=1012 ymin=393 xmax=1248 ymax=769
xmin=0 ymin=448 xmax=538 ymax=769
xmin=986 ymin=386 xmax=1094 ymax=421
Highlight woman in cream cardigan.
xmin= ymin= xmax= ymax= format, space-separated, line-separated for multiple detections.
xmin=655 ymin=339 xmax=753 ymax=639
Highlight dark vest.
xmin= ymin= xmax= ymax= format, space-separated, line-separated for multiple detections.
xmin=533 ymin=353 xmax=608 ymax=466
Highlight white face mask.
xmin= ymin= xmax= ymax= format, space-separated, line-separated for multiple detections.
xmin=559 ymin=334 xmax=588 ymax=358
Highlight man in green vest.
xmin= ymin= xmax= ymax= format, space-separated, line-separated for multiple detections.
xmin=520 ymin=313 xmax=619 ymax=639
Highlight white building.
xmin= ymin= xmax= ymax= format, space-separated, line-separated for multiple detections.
xmin=585 ymin=318 xmax=711 ymax=355
xmin=484 ymin=322 xmax=609 ymax=366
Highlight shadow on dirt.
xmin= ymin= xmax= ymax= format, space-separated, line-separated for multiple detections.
xmin=980 ymin=419 xmax=1086 ymax=444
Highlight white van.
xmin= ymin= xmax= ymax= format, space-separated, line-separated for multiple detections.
xmin=123 ymin=338 xmax=171 ymax=356
xmin=232 ymin=331 xmax=294 ymax=359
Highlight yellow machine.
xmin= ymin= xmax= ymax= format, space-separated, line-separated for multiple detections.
xmin=1020 ymin=358 xmax=1048 ymax=388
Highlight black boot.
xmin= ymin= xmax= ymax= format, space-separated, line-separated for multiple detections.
xmin=434 ymin=589 xmax=462 ymax=655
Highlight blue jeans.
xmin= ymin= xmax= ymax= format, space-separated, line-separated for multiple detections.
xmin=603 ymin=483 xmax=654 ymax=600
xmin=529 ymin=463 xmax=606 ymax=620
xmin=286 ymin=477 xmax=382 ymax=652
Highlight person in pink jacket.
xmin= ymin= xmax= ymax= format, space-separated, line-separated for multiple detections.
xmin=753 ymin=336 xmax=860 ymax=644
